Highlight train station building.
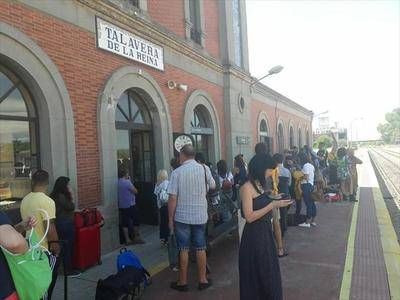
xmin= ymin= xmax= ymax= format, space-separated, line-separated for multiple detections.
xmin=0 ymin=0 xmax=313 ymax=253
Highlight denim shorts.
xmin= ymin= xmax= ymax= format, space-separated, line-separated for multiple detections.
xmin=174 ymin=221 xmax=207 ymax=251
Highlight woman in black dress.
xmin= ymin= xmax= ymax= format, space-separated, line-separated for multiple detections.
xmin=239 ymin=154 xmax=293 ymax=300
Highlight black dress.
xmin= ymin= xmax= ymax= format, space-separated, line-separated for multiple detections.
xmin=239 ymin=193 xmax=283 ymax=300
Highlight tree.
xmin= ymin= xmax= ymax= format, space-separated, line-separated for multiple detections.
xmin=313 ymin=134 xmax=333 ymax=149
xmin=377 ymin=108 xmax=400 ymax=144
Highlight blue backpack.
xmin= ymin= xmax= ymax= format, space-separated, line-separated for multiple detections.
xmin=117 ymin=248 xmax=151 ymax=285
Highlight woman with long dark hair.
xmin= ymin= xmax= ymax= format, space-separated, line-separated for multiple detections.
xmin=239 ymin=154 xmax=292 ymax=300
xmin=50 ymin=176 xmax=80 ymax=277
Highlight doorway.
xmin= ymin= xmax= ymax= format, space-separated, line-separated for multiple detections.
xmin=115 ymin=90 xmax=157 ymax=225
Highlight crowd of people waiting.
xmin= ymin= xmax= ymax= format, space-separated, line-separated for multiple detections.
xmin=0 ymin=130 xmax=363 ymax=300
xmin=237 ymin=132 xmax=363 ymax=299
xmin=145 ymin=131 xmax=363 ymax=299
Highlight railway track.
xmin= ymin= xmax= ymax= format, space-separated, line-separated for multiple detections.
xmin=378 ymin=148 xmax=400 ymax=160
xmin=368 ymin=147 xmax=400 ymax=209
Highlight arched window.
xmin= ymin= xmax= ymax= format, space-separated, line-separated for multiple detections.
xmin=115 ymin=91 xmax=151 ymax=127
xmin=277 ymin=123 xmax=284 ymax=153
xmin=190 ymin=105 xmax=213 ymax=162
xmin=115 ymin=90 xmax=154 ymax=183
xmin=289 ymin=126 xmax=294 ymax=148
xmin=298 ymin=128 xmax=303 ymax=148
xmin=259 ymin=119 xmax=268 ymax=140
xmin=0 ymin=65 xmax=39 ymax=200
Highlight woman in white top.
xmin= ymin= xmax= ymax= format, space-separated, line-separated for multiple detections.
xmin=154 ymin=169 xmax=169 ymax=244
xmin=298 ymin=154 xmax=316 ymax=228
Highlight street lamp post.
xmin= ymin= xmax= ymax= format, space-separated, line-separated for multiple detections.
xmin=250 ymin=65 xmax=284 ymax=88
xmin=349 ymin=117 xmax=363 ymax=147
xmin=249 ymin=65 xmax=284 ymax=152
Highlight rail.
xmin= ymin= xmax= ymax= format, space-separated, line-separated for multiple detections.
xmin=368 ymin=147 xmax=400 ymax=210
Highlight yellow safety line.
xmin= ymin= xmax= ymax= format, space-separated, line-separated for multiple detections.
xmin=148 ymin=260 xmax=169 ymax=276
xmin=339 ymin=196 xmax=359 ymax=300
xmin=372 ymin=188 xmax=400 ymax=300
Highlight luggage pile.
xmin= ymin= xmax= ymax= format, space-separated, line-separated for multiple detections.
xmin=95 ymin=248 xmax=151 ymax=300
xmin=323 ymin=185 xmax=342 ymax=202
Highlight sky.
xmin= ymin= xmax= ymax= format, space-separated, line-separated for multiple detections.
xmin=246 ymin=0 xmax=400 ymax=141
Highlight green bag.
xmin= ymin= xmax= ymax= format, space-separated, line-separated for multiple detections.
xmin=1 ymin=211 xmax=52 ymax=300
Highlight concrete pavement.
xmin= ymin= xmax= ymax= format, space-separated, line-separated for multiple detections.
xmin=143 ymin=201 xmax=353 ymax=300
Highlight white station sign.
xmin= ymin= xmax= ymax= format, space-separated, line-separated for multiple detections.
xmin=96 ymin=17 xmax=164 ymax=71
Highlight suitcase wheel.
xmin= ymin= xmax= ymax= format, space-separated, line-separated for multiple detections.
xmin=98 ymin=260 xmax=102 ymax=265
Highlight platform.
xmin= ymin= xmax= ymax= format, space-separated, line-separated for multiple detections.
xmin=53 ymin=149 xmax=400 ymax=300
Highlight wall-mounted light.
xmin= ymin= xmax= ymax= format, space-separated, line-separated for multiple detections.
xmin=167 ymin=80 xmax=188 ymax=92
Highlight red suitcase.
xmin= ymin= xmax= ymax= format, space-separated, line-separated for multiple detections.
xmin=74 ymin=208 xmax=104 ymax=229
xmin=73 ymin=224 xmax=102 ymax=270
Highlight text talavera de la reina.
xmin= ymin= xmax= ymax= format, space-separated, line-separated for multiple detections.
xmin=104 ymin=26 xmax=161 ymax=67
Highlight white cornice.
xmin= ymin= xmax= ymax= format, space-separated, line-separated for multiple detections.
xmin=253 ymin=82 xmax=313 ymax=117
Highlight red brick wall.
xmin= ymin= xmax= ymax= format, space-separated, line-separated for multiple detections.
xmin=251 ymin=99 xmax=311 ymax=152
xmin=147 ymin=0 xmax=220 ymax=59
xmin=0 ymin=2 xmax=225 ymax=207
xmin=203 ymin=0 xmax=220 ymax=58
xmin=147 ymin=0 xmax=185 ymax=39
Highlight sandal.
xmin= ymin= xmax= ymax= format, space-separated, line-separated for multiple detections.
xmin=278 ymin=249 xmax=289 ymax=258
xmin=198 ymin=279 xmax=213 ymax=291
xmin=170 ymin=282 xmax=188 ymax=292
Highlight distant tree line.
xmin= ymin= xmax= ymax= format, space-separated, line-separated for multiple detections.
xmin=377 ymin=108 xmax=400 ymax=144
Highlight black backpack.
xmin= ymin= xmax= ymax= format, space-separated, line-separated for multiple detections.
xmin=95 ymin=266 xmax=150 ymax=300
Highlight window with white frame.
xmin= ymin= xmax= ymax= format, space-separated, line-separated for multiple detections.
xmin=189 ymin=0 xmax=202 ymax=45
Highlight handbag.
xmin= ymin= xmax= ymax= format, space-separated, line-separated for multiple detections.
xmin=1 ymin=209 xmax=52 ymax=300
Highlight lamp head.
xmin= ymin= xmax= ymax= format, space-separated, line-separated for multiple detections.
xmin=268 ymin=65 xmax=284 ymax=75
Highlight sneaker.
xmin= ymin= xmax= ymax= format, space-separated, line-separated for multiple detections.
xmin=311 ymin=222 xmax=317 ymax=227
xmin=172 ymin=266 xmax=179 ymax=272
xmin=298 ymin=222 xmax=311 ymax=228
xmin=66 ymin=270 xmax=81 ymax=278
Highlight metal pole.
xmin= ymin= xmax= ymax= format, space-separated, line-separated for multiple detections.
xmin=250 ymin=73 xmax=271 ymax=87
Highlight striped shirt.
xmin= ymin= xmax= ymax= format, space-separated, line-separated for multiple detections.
xmin=167 ymin=159 xmax=215 ymax=224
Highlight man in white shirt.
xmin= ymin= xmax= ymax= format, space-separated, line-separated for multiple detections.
xmin=168 ymin=145 xmax=215 ymax=292
xmin=298 ymin=155 xmax=316 ymax=228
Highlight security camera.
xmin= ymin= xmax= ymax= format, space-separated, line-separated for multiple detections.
xmin=167 ymin=80 xmax=176 ymax=89
xmin=177 ymin=84 xmax=188 ymax=92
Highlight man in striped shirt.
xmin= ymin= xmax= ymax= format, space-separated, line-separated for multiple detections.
xmin=168 ymin=144 xmax=215 ymax=292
